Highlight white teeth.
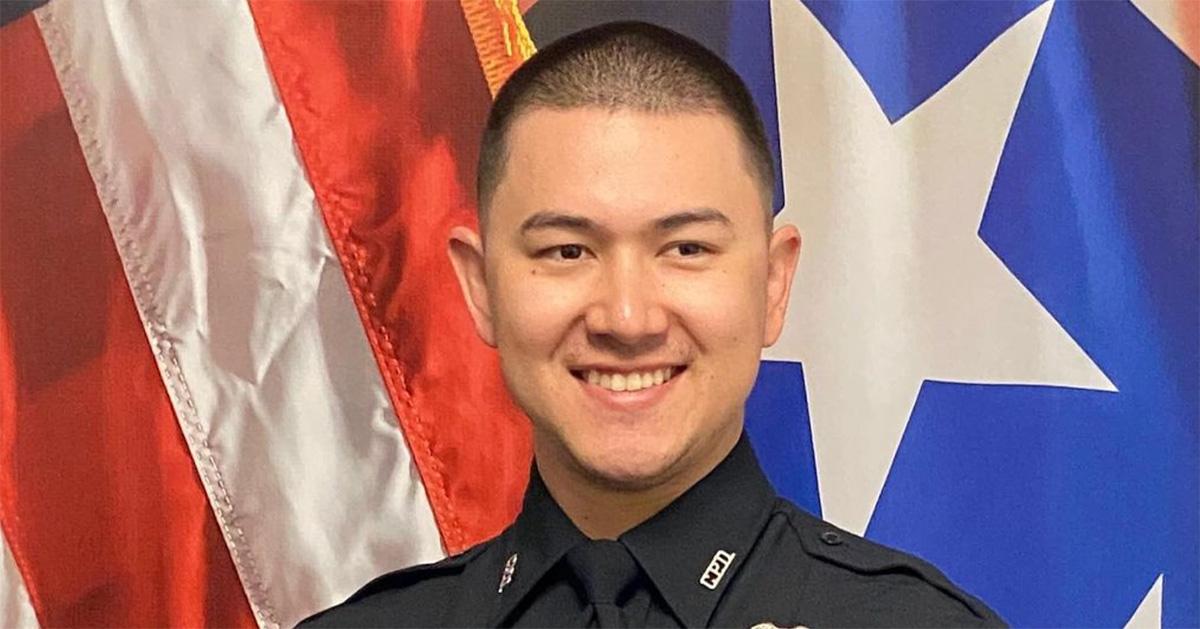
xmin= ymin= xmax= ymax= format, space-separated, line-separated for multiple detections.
xmin=583 ymin=367 xmax=679 ymax=392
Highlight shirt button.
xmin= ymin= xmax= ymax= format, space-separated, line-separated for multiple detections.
xmin=820 ymin=531 xmax=843 ymax=546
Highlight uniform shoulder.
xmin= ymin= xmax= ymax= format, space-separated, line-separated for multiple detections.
xmin=772 ymin=499 xmax=1006 ymax=627
xmin=299 ymin=542 xmax=494 ymax=628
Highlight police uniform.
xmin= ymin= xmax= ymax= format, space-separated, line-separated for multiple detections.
xmin=303 ymin=435 xmax=1004 ymax=627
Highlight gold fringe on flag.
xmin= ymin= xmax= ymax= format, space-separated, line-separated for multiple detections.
xmin=460 ymin=0 xmax=537 ymax=98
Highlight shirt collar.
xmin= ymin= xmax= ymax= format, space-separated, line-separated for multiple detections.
xmin=620 ymin=434 xmax=777 ymax=627
xmin=491 ymin=434 xmax=777 ymax=628
xmin=490 ymin=464 xmax=589 ymax=626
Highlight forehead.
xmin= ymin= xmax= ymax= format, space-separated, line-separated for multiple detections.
xmin=489 ymin=107 xmax=763 ymax=233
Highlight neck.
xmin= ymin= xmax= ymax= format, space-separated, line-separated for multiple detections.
xmin=534 ymin=427 xmax=741 ymax=540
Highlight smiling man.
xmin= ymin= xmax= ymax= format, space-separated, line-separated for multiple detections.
xmin=305 ymin=21 xmax=1001 ymax=628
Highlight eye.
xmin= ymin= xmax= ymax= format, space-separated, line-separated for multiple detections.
xmin=666 ymin=242 xmax=712 ymax=257
xmin=559 ymin=244 xmax=584 ymax=260
xmin=538 ymin=243 xmax=592 ymax=262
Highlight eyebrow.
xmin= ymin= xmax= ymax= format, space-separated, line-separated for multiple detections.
xmin=518 ymin=211 xmax=600 ymax=235
xmin=518 ymin=208 xmax=732 ymax=237
xmin=654 ymin=207 xmax=732 ymax=232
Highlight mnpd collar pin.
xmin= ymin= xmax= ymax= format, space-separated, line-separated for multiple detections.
xmin=699 ymin=549 xmax=736 ymax=590
xmin=497 ymin=553 xmax=518 ymax=593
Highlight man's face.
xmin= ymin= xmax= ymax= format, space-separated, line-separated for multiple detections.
xmin=451 ymin=107 xmax=799 ymax=494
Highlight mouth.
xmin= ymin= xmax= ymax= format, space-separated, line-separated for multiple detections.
xmin=569 ymin=365 xmax=688 ymax=393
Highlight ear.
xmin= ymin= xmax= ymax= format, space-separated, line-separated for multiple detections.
xmin=762 ymin=223 xmax=801 ymax=347
xmin=447 ymin=225 xmax=497 ymax=347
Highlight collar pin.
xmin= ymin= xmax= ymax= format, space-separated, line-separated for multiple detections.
xmin=497 ymin=553 xmax=518 ymax=593
xmin=699 ymin=549 xmax=736 ymax=590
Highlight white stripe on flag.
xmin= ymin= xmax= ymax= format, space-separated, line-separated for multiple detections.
xmin=34 ymin=1 xmax=445 ymax=626
xmin=0 ymin=531 xmax=38 ymax=629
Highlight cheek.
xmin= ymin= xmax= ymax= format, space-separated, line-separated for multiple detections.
xmin=665 ymin=262 xmax=768 ymax=349
xmin=494 ymin=266 xmax=590 ymax=357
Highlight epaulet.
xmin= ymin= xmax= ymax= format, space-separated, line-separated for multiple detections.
xmin=347 ymin=543 xmax=490 ymax=603
xmin=779 ymin=502 xmax=1003 ymax=625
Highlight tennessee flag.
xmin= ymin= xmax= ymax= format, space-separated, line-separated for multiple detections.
xmin=1 ymin=1 xmax=1197 ymax=628
xmin=521 ymin=1 xmax=1195 ymax=626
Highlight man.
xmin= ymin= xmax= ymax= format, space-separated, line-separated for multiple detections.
xmin=305 ymin=21 xmax=1002 ymax=628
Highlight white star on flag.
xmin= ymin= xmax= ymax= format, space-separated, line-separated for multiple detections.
xmin=765 ymin=0 xmax=1117 ymax=535
xmin=1124 ymin=574 xmax=1164 ymax=628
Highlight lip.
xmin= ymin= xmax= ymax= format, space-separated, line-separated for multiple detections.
xmin=571 ymin=365 xmax=686 ymax=414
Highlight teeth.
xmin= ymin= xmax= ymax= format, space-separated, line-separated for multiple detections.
xmin=583 ymin=367 xmax=679 ymax=392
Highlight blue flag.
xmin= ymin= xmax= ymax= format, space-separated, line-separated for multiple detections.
xmin=524 ymin=1 xmax=1198 ymax=625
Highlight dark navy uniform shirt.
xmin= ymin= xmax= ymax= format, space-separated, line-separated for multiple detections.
xmin=303 ymin=435 xmax=1004 ymax=627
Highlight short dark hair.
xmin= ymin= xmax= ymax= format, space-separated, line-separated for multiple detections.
xmin=476 ymin=21 xmax=775 ymax=222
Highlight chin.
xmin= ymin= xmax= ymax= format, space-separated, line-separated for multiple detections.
xmin=568 ymin=434 xmax=687 ymax=492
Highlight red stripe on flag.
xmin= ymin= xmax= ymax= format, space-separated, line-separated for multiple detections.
xmin=0 ymin=14 xmax=255 ymax=627
xmin=249 ymin=1 xmax=532 ymax=553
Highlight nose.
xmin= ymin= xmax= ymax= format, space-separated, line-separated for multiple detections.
xmin=584 ymin=250 xmax=669 ymax=347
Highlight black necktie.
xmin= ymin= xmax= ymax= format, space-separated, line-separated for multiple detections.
xmin=564 ymin=540 xmax=643 ymax=628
